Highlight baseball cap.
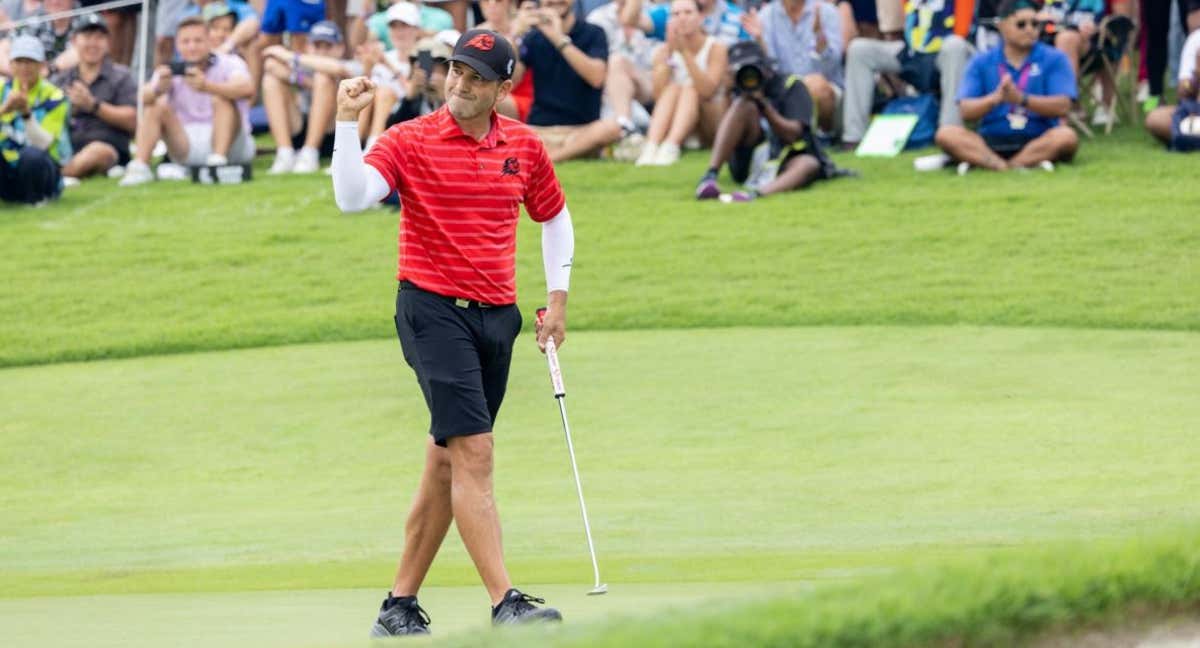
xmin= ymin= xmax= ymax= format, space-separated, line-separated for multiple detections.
xmin=434 ymin=29 xmax=461 ymax=49
xmin=385 ymin=2 xmax=421 ymax=27
xmin=411 ymin=36 xmax=452 ymax=61
xmin=10 ymin=34 xmax=45 ymax=62
xmin=309 ymin=19 xmax=343 ymax=44
xmin=73 ymin=12 xmax=109 ymax=34
xmin=727 ymin=40 xmax=767 ymax=68
xmin=447 ymin=29 xmax=515 ymax=81
xmin=202 ymin=2 xmax=235 ymax=23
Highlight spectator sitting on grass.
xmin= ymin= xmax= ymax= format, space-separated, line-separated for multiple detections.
xmin=841 ymin=0 xmax=974 ymax=150
xmin=1145 ymin=30 xmax=1200 ymax=147
xmin=695 ymin=41 xmax=840 ymax=203
xmin=263 ymin=20 xmax=362 ymax=174
xmin=635 ymin=0 xmax=727 ymax=166
xmin=933 ymin=0 xmax=1078 ymax=173
xmin=515 ymin=0 xmax=622 ymax=162
xmin=49 ymin=13 xmax=136 ymax=184
xmin=356 ymin=1 xmax=421 ymax=146
xmin=742 ymin=0 xmax=843 ymax=134
xmin=0 ymin=35 xmax=71 ymax=205
xmin=589 ymin=0 xmax=658 ymax=157
xmin=120 ymin=16 xmax=255 ymax=186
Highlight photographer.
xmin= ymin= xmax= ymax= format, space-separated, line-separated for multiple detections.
xmin=695 ymin=41 xmax=840 ymax=203
xmin=385 ymin=36 xmax=449 ymax=125
xmin=121 ymin=16 xmax=255 ymax=186
xmin=0 ymin=36 xmax=71 ymax=205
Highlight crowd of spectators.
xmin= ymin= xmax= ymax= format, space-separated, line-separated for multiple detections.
xmin=1 ymin=0 xmax=1199 ymax=204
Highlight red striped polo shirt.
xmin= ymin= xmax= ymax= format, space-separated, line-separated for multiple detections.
xmin=364 ymin=106 xmax=566 ymax=305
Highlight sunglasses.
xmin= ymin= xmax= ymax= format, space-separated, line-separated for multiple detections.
xmin=1012 ymin=18 xmax=1042 ymax=30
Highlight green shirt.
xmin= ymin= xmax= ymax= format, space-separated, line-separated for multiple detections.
xmin=0 ymin=77 xmax=72 ymax=166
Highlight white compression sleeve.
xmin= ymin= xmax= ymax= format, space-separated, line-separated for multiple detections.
xmin=541 ymin=205 xmax=574 ymax=293
xmin=331 ymin=121 xmax=391 ymax=212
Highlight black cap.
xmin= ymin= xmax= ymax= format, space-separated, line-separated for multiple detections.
xmin=447 ymin=29 xmax=515 ymax=81
xmin=727 ymin=40 xmax=767 ymax=68
xmin=73 ymin=12 xmax=109 ymax=35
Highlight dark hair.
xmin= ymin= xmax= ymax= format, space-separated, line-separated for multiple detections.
xmin=996 ymin=0 xmax=1037 ymax=19
xmin=177 ymin=15 xmax=207 ymax=32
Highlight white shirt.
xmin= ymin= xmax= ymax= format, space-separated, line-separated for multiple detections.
xmin=1181 ymin=30 xmax=1200 ymax=83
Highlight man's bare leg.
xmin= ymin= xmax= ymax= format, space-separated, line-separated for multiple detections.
xmin=391 ymin=437 xmax=455 ymax=596
xmin=210 ymin=94 xmax=238 ymax=158
xmin=1145 ymin=105 xmax=1174 ymax=144
xmin=1008 ymin=125 xmax=1078 ymax=167
xmin=548 ymin=120 xmax=622 ymax=163
xmin=62 ymin=141 xmax=118 ymax=179
xmin=934 ymin=125 xmax=1009 ymax=171
xmin=446 ymin=433 xmax=512 ymax=605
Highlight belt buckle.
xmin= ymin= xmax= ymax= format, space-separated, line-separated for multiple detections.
xmin=454 ymin=298 xmax=470 ymax=308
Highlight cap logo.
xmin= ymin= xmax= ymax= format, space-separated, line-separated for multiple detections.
xmin=506 ymin=59 xmax=514 ymax=75
xmin=466 ymin=34 xmax=495 ymax=51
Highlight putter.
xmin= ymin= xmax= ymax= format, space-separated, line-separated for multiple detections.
xmin=536 ymin=307 xmax=607 ymax=596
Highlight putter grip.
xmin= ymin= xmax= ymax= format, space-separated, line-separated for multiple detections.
xmin=536 ymin=307 xmax=566 ymax=397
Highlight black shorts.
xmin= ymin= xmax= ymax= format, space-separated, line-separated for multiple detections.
xmin=984 ymin=133 xmax=1037 ymax=159
xmin=394 ymin=281 xmax=523 ymax=447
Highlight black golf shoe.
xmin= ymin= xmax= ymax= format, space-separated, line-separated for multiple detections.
xmin=491 ymin=588 xmax=563 ymax=625
xmin=369 ymin=593 xmax=431 ymax=637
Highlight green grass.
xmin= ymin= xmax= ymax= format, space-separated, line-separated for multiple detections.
xmin=4 ymin=326 xmax=1198 ymax=599
xmin=1 ymin=127 xmax=1197 ymax=368
xmin=446 ymin=532 xmax=1200 ymax=648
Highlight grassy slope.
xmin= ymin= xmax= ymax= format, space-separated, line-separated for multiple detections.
xmin=2 ymin=128 xmax=1198 ymax=368
xmin=3 ymin=326 xmax=1198 ymax=598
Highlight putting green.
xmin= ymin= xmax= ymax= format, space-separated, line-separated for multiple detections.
xmin=4 ymin=325 xmax=1198 ymax=604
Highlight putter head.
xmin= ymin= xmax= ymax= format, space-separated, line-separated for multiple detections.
xmin=588 ymin=584 xmax=608 ymax=595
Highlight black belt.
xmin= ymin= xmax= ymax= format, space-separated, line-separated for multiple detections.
xmin=399 ymin=280 xmax=503 ymax=309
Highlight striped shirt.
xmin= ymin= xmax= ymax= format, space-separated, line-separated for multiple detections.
xmin=364 ymin=106 xmax=566 ymax=306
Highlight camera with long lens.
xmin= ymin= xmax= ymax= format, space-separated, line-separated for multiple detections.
xmin=727 ymin=41 xmax=773 ymax=94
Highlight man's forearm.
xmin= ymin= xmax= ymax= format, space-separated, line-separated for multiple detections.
xmin=959 ymin=95 xmax=999 ymax=121
xmin=561 ymin=45 xmax=607 ymax=88
xmin=97 ymin=102 xmax=137 ymax=133
xmin=205 ymin=78 xmax=254 ymax=101
xmin=1025 ymin=94 xmax=1071 ymax=118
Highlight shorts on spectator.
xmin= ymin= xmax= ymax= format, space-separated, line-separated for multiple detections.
xmin=173 ymin=124 xmax=256 ymax=166
xmin=262 ymin=0 xmax=326 ymax=35
xmin=984 ymin=133 xmax=1037 ymax=159
xmin=72 ymin=136 xmax=132 ymax=167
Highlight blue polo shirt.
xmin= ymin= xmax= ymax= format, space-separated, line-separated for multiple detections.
xmin=520 ymin=20 xmax=608 ymax=126
xmin=957 ymin=42 xmax=1077 ymax=137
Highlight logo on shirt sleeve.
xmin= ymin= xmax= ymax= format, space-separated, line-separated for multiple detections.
xmin=501 ymin=157 xmax=520 ymax=176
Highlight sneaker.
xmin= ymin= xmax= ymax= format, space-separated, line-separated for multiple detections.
xmin=491 ymin=588 xmax=562 ymax=626
xmin=119 ymin=160 xmax=154 ymax=187
xmin=652 ymin=142 xmax=680 ymax=166
xmin=612 ymin=132 xmax=645 ymax=163
xmin=205 ymin=153 xmax=229 ymax=167
xmin=913 ymin=153 xmax=950 ymax=172
xmin=695 ymin=177 xmax=720 ymax=200
xmin=956 ymin=161 xmax=971 ymax=176
xmin=62 ymin=176 xmax=81 ymax=188
xmin=106 ymin=165 xmax=125 ymax=179
xmin=369 ymin=594 xmax=431 ymax=637
xmin=1136 ymin=80 xmax=1149 ymax=103
xmin=156 ymin=162 xmax=189 ymax=181
xmin=1142 ymin=95 xmax=1160 ymax=113
xmin=1038 ymin=160 xmax=1055 ymax=173
xmin=1091 ymin=104 xmax=1118 ymax=127
xmin=292 ymin=147 xmax=320 ymax=174
xmin=268 ymin=148 xmax=296 ymax=174
xmin=634 ymin=141 xmax=658 ymax=166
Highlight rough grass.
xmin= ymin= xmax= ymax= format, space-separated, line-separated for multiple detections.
xmin=1 ymin=127 xmax=1197 ymax=367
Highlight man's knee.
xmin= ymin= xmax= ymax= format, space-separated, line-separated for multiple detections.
xmin=1055 ymin=30 xmax=1082 ymax=55
xmin=447 ymin=433 xmax=494 ymax=477
xmin=1053 ymin=126 xmax=1079 ymax=156
xmin=934 ymin=124 xmax=964 ymax=148
xmin=802 ymin=74 xmax=834 ymax=104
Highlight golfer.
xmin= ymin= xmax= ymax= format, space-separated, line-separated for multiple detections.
xmin=330 ymin=29 xmax=574 ymax=637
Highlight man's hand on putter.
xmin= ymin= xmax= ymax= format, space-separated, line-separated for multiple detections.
xmin=337 ymin=76 xmax=376 ymax=121
xmin=537 ymin=292 xmax=568 ymax=353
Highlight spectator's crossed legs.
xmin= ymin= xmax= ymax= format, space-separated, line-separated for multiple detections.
xmin=62 ymin=142 xmax=120 ymax=179
xmin=533 ymin=120 xmax=623 ymax=163
xmin=935 ymin=124 xmax=1078 ymax=171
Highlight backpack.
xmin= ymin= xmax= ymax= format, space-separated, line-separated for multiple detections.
xmin=883 ymin=94 xmax=940 ymax=149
